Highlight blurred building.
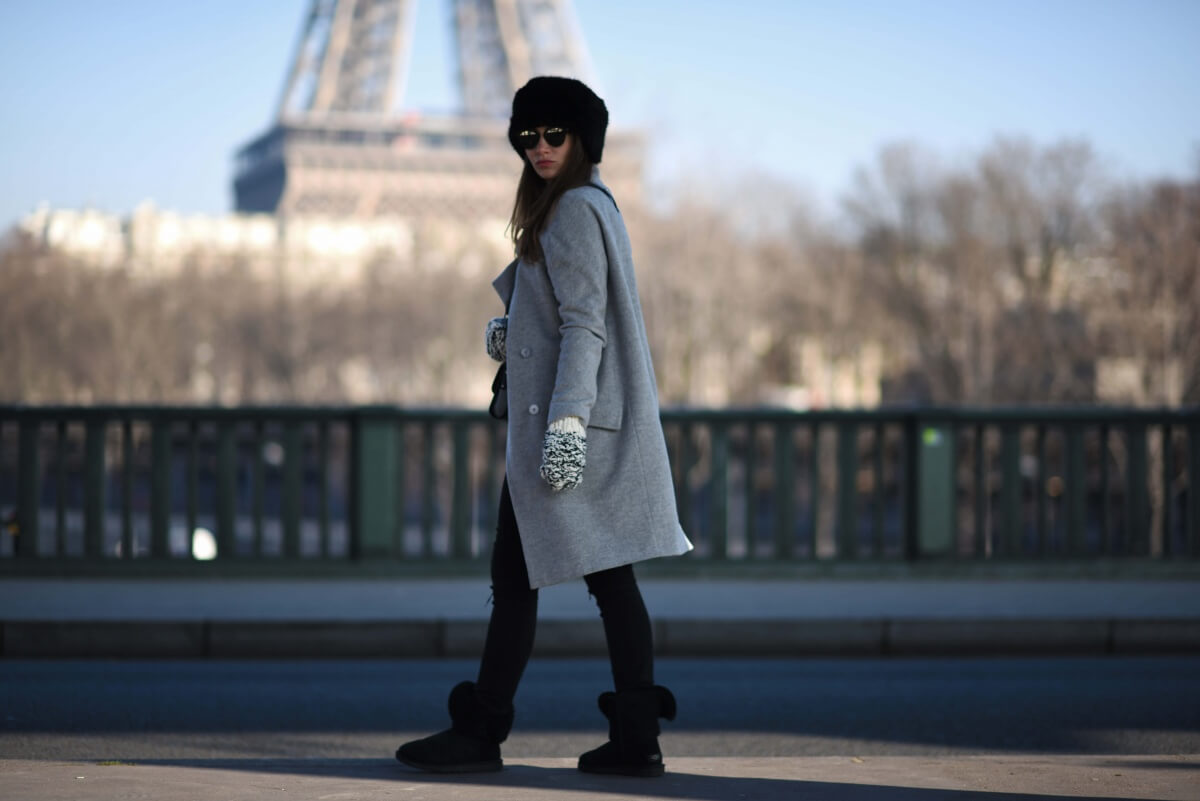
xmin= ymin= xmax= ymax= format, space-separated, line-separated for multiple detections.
xmin=17 ymin=201 xmax=509 ymax=284
xmin=17 ymin=0 xmax=643 ymax=283
xmin=235 ymin=0 xmax=643 ymax=219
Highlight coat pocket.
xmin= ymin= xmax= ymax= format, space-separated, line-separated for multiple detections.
xmin=588 ymin=399 xmax=623 ymax=431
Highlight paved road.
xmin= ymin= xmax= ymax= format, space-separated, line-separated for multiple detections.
xmin=3 ymin=657 xmax=1198 ymax=760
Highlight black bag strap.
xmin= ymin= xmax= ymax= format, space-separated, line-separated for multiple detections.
xmin=586 ymin=181 xmax=619 ymax=212
xmin=488 ymin=361 xmax=508 ymax=420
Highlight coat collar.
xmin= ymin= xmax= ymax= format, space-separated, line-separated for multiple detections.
xmin=492 ymin=258 xmax=518 ymax=310
xmin=491 ymin=168 xmax=609 ymax=308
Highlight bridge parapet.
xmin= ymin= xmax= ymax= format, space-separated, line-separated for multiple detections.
xmin=2 ymin=406 xmax=1197 ymax=576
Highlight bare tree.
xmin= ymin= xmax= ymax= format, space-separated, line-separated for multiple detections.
xmin=2 ymin=137 xmax=1195 ymax=410
xmin=1099 ymin=173 xmax=1200 ymax=405
xmin=840 ymin=137 xmax=1111 ymax=404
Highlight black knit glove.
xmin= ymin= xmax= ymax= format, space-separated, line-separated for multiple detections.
xmin=540 ymin=425 xmax=587 ymax=492
xmin=485 ymin=317 xmax=507 ymax=362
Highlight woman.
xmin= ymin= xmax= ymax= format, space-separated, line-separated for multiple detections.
xmin=395 ymin=76 xmax=692 ymax=778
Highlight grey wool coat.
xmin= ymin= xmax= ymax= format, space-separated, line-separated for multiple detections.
xmin=492 ymin=171 xmax=693 ymax=588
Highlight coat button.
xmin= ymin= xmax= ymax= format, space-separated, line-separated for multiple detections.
xmin=528 ymin=404 xmax=539 ymax=415
xmin=520 ymin=347 xmax=532 ymax=358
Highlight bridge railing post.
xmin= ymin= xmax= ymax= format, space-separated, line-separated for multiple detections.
xmin=905 ymin=413 xmax=956 ymax=559
xmin=351 ymin=409 xmax=398 ymax=560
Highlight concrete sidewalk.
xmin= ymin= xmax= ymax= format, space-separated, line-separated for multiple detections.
xmin=3 ymin=578 xmax=1199 ymax=657
xmin=2 ymin=756 xmax=1197 ymax=800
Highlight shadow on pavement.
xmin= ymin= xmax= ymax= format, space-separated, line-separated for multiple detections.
xmin=133 ymin=758 xmax=1151 ymax=801
xmin=5 ymin=657 xmax=1199 ymax=755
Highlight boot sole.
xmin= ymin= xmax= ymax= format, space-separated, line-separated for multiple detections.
xmin=578 ymin=762 xmax=665 ymax=778
xmin=396 ymin=754 xmax=503 ymax=773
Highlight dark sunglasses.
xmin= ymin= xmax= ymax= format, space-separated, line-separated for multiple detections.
xmin=517 ymin=127 xmax=569 ymax=149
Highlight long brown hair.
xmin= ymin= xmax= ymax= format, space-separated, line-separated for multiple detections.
xmin=508 ymin=134 xmax=593 ymax=264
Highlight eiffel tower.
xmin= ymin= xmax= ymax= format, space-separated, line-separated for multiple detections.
xmin=233 ymin=0 xmax=643 ymax=220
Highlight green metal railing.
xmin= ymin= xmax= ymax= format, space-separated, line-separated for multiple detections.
xmin=1 ymin=406 xmax=1197 ymax=574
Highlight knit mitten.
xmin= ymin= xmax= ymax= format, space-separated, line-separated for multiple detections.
xmin=540 ymin=417 xmax=586 ymax=491
xmin=485 ymin=317 xmax=507 ymax=362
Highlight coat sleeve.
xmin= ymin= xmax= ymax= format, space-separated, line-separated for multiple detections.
xmin=539 ymin=192 xmax=608 ymax=427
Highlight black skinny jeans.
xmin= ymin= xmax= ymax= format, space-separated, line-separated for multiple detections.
xmin=474 ymin=479 xmax=655 ymax=712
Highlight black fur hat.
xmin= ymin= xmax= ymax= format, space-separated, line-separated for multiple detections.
xmin=508 ymin=77 xmax=608 ymax=164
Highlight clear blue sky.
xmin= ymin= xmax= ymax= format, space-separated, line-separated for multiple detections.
xmin=2 ymin=0 xmax=1198 ymax=228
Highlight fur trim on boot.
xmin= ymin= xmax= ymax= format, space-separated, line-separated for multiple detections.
xmin=578 ymin=685 xmax=676 ymax=777
xmin=395 ymin=681 xmax=512 ymax=773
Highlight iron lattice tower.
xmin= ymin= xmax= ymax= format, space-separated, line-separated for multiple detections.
xmin=453 ymin=0 xmax=591 ymax=118
xmin=275 ymin=0 xmax=418 ymax=118
xmin=235 ymin=0 xmax=643 ymax=219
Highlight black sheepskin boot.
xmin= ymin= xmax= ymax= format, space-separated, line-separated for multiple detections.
xmin=395 ymin=681 xmax=512 ymax=773
xmin=578 ymin=685 xmax=676 ymax=777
